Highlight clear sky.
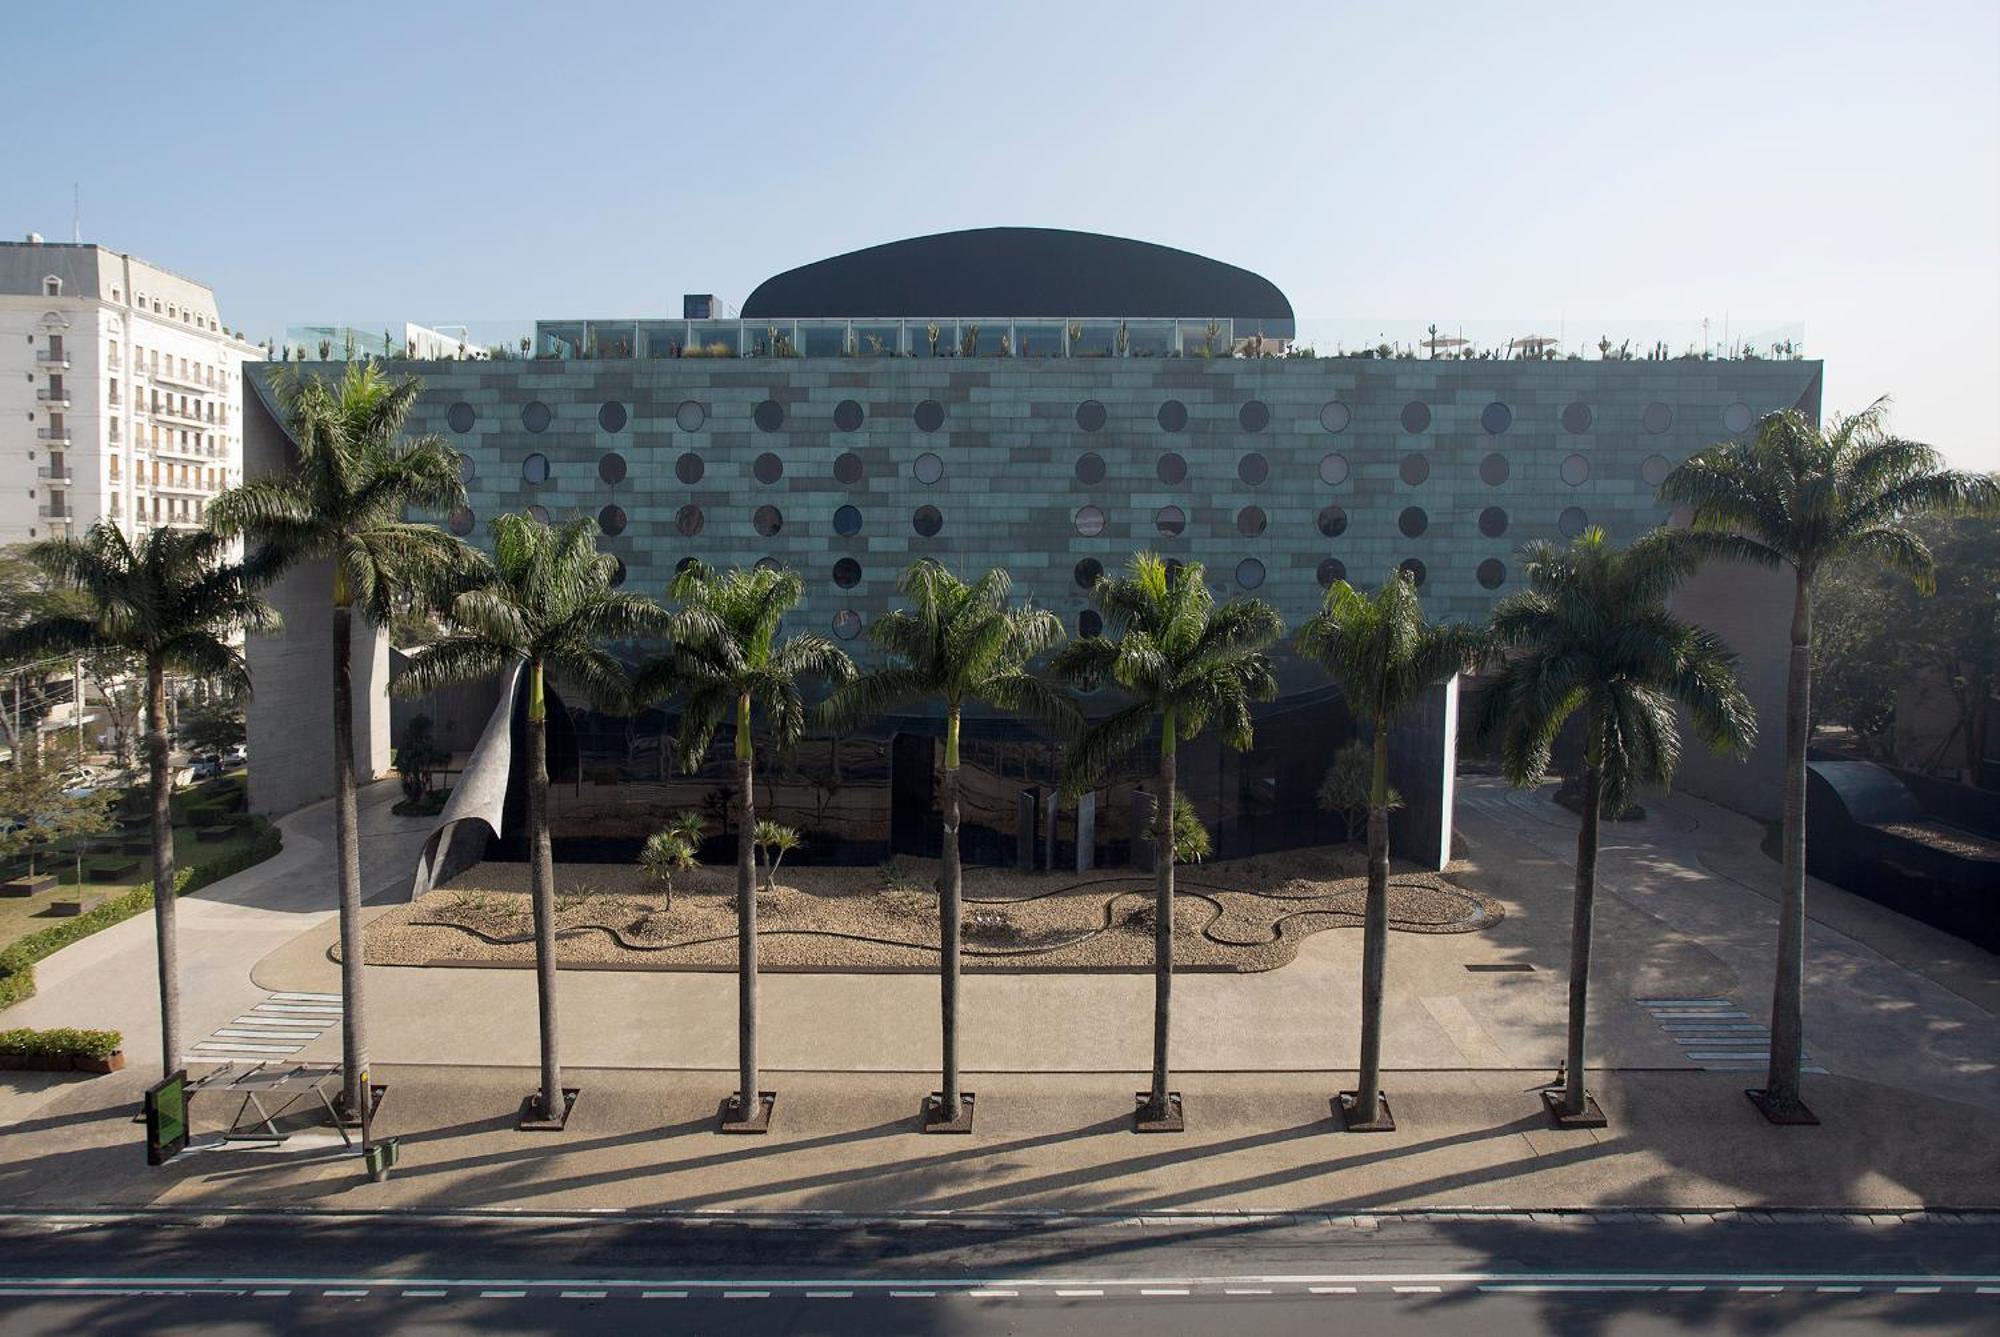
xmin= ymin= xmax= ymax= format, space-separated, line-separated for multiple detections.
xmin=7 ymin=1 xmax=1996 ymax=469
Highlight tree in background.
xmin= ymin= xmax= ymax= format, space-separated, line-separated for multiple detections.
xmin=0 ymin=523 xmax=272 ymax=1078
xmin=1470 ymin=529 xmax=1753 ymax=1126
xmin=0 ymin=738 xmax=112 ymax=880
xmin=1295 ymin=573 xmax=1481 ymax=1130
xmin=1054 ymin=553 xmax=1281 ymax=1128
xmin=638 ymin=563 xmax=854 ymax=1129
xmin=1662 ymin=402 xmax=1998 ymax=1121
xmin=392 ymin=513 xmax=660 ymax=1128
xmin=821 ymin=559 xmax=1071 ymax=1128
xmin=177 ymin=690 xmax=247 ymax=759
xmin=211 ymin=362 xmax=470 ymax=1116
xmin=639 ymin=810 xmax=704 ymax=910
xmin=393 ymin=715 xmax=449 ymax=806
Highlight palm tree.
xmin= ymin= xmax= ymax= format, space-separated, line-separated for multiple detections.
xmin=392 ymin=513 xmax=661 ymax=1126
xmin=1469 ymin=528 xmax=1754 ymax=1124
xmin=210 ymin=362 xmax=469 ymax=1115
xmin=1294 ymin=572 xmax=1481 ymax=1130
xmin=638 ymin=563 xmax=854 ymax=1129
xmin=0 ymin=523 xmax=273 ymax=1077
xmin=1660 ymin=400 xmax=1999 ymax=1121
xmin=822 ymin=560 xmax=1071 ymax=1127
xmin=1052 ymin=553 xmax=1281 ymax=1127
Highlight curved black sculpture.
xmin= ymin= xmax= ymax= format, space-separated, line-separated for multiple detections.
xmin=742 ymin=227 xmax=1294 ymax=336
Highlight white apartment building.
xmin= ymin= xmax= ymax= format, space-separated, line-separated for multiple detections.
xmin=2 ymin=236 xmax=263 ymax=545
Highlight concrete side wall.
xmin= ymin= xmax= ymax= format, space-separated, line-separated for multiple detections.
xmin=242 ymin=385 xmax=392 ymax=816
xmin=1671 ymin=560 xmax=1793 ymax=821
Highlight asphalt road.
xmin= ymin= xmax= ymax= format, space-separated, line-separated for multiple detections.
xmin=0 ymin=1209 xmax=1992 ymax=1334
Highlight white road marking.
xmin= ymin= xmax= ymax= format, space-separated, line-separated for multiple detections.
xmin=323 ymin=1289 xmax=369 ymax=1297
xmin=967 ymin=1289 xmax=1018 ymax=1297
xmin=891 ymin=1290 xmax=936 ymax=1298
xmin=722 ymin=1290 xmax=769 ymax=1299
xmin=1225 ymin=1287 xmax=1273 ymax=1294
xmin=270 ymin=992 xmax=341 ymax=1002
xmin=1394 ymin=1284 xmax=1444 ymax=1293
xmin=1310 ymin=1286 xmax=1358 ymax=1294
xmin=400 ymin=1289 xmax=445 ymax=1298
xmin=250 ymin=1289 xmax=290 ymax=1297
xmin=1141 ymin=1288 xmax=1190 ymax=1296
xmin=805 ymin=1290 xmax=852 ymax=1298
xmin=641 ymin=1291 xmax=687 ymax=1299
xmin=193 ymin=1042 xmax=300 ymax=1054
xmin=559 ymin=1290 xmax=607 ymax=1298
xmin=480 ymin=1290 xmax=525 ymax=1298
xmin=1738 ymin=1285 xmax=1784 ymax=1292
xmin=1056 ymin=1288 xmax=1104 ymax=1297
xmin=214 ymin=1030 xmax=318 ymax=1041
xmin=1817 ymin=1286 xmax=1862 ymax=1293
xmin=1896 ymin=1286 xmax=1942 ymax=1294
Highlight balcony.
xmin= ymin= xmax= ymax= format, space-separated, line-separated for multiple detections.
xmin=153 ymin=367 xmax=207 ymax=391
xmin=35 ymin=387 xmax=72 ymax=406
xmin=37 ymin=504 xmax=72 ymax=520
xmin=154 ymin=401 xmax=207 ymax=426
xmin=36 ymin=464 xmax=73 ymax=484
xmin=35 ymin=349 xmax=71 ymax=369
xmin=36 ymin=427 xmax=70 ymax=443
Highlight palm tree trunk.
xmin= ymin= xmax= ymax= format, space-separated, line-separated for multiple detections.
xmin=1148 ymin=710 xmax=1177 ymax=1121
xmin=526 ymin=659 xmax=564 ymax=1122
xmin=1353 ymin=718 xmax=1392 ymax=1123
xmin=938 ymin=705 xmax=963 ymax=1121
xmin=734 ymin=693 xmax=760 ymax=1116
xmin=331 ymin=593 xmax=368 ymax=1117
xmin=1764 ymin=570 xmax=1813 ymax=1113
xmin=1564 ymin=742 xmax=1604 ymax=1117
xmin=145 ymin=659 xmax=180 ymax=1077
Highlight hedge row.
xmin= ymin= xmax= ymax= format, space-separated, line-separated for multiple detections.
xmin=0 ymin=1026 xmax=123 ymax=1059
xmin=0 ymin=819 xmax=283 ymax=1012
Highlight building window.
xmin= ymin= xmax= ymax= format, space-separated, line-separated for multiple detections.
xmin=753 ymin=452 xmax=784 ymax=484
xmin=1235 ymin=558 xmax=1266 ymax=590
xmin=753 ymin=400 xmax=785 ymax=432
xmin=1154 ymin=505 xmax=1186 ymax=537
xmin=833 ymin=557 xmax=863 ymax=589
xmin=1157 ymin=400 xmax=1188 ymax=432
xmin=1317 ymin=557 xmax=1346 ymax=587
xmin=753 ymin=505 xmax=784 ymax=536
xmin=912 ymin=505 xmax=943 ymax=537
xmin=1237 ymin=453 xmax=1269 ymax=486
xmin=1074 ymin=505 xmax=1107 ymax=537
xmin=1318 ymin=504 xmax=1348 ymax=538
xmin=1156 ymin=452 xmax=1187 ymax=485
xmin=833 ymin=451 xmax=864 ymax=484
xmin=675 ymin=452 xmax=704 ymax=485
xmin=43 ymin=276 xmax=60 ymax=297
xmin=1236 ymin=505 xmax=1267 ymax=536
xmin=833 ymin=505 xmax=863 ymax=536
xmin=913 ymin=452 xmax=944 ymax=485
xmin=1075 ymin=400 xmax=1107 ymax=432
xmin=912 ymin=400 xmax=945 ymax=433
xmin=833 ymin=399 xmax=865 ymax=432
xmin=1238 ymin=401 xmax=1270 ymax=433
xmin=832 ymin=610 xmax=862 ymax=641
xmin=1074 ymin=557 xmax=1103 ymax=589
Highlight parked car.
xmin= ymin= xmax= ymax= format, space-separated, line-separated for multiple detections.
xmin=223 ymin=744 xmax=247 ymax=768
xmin=189 ymin=755 xmax=223 ymax=781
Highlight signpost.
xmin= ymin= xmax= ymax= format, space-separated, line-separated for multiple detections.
xmin=144 ymin=1070 xmax=188 ymax=1166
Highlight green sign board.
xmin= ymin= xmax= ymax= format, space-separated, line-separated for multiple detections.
xmin=146 ymin=1070 xmax=188 ymax=1166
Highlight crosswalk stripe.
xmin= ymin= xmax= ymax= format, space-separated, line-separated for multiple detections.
xmin=194 ymin=1041 xmax=302 ymax=1054
xmin=270 ymin=992 xmax=341 ymax=1002
xmin=213 ymin=1029 xmax=318 ymax=1041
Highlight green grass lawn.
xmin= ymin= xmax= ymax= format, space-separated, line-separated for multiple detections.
xmin=0 ymin=773 xmax=264 ymax=957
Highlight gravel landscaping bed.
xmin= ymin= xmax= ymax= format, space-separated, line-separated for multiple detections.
xmin=358 ymin=846 xmax=1503 ymax=974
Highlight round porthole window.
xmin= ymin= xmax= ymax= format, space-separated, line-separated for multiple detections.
xmin=833 ymin=399 xmax=865 ymax=432
xmin=446 ymin=402 xmax=475 ymax=434
xmin=913 ymin=452 xmax=944 ymax=485
xmin=675 ymin=401 xmax=706 ymax=432
xmin=675 ymin=505 xmax=704 ymax=536
xmin=1400 ymin=453 xmax=1430 ymax=486
xmin=1154 ymin=505 xmax=1187 ymax=537
xmin=753 ymin=399 xmax=785 ymax=432
xmin=1399 ymin=558 xmax=1427 ymax=587
xmin=753 ymin=452 xmax=784 ymax=484
xmin=1479 ymin=505 xmax=1509 ymax=538
xmin=1640 ymin=454 xmax=1671 ymax=487
xmin=1562 ymin=402 xmax=1593 ymax=435
xmin=1477 ymin=558 xmax=1506 ymax=590
xmin=913 ymin=399 xmax=945 ymax=432
xmin=1076 ymin=400 xmax=1107 ymax=432
xmin=1237 ymin=453 xmax=1269 ymax=486
xmin=1236 ymin=505 xmax=1267 ymax=536
xmin=832 ymin=609 xmax=862 ymax=640
xmin=1238 ymin=400 xmax=1270 ymax=433
xmin=833 ymin=557 xmax=862 ymax=589
xmin=609 ymin=557 xmax=627 ymax=589
xmin=1724 ymin=402 xmax=1754 ymax=434
xmin=833 ymin=451 xmax=864 ymax=484
xmin=753 ymin=505 xmax=783 ymax=537
xmin=1319 ymin=401 xmax=1351 ymax=433
xmin=598 ymin=452 xmax=627 ymax=485
xmin=1317 ymin=504 xmax=1348 ymax=538
xmin=1561 ymin=454 xmax=1591 ymax=486
xmin=598 ymin=400 xmax=628 ymax=433
xmin=1075 ymin=452 xmax=1106 ymax=484
xmin=675 ymin=452 xmax=704 ymax=485
xmin=1400 ymin=401 xmax=1432 ymax=434
xmin=1481 ymin=402 xmax=1513 ymax=435
xmin=1642 ymin=402 xmax=1673 ymax=434
xmin=1074 ymin=505 xmax=1106 ymax=537
xmin=1074 ymin=557 xmax=1103 ymax=589
xmin=521 ymin=453 xmax=549 ymax=485
xmin=598 ymin=504 xmax=626 ymax=536
xmin=1399 ymin=506 xmax=1429 ymax=537
xmin=1235 ymin=558 xmax=1266 ymax=590
xmin=1480 ymin=453 xmax=1510 ymax=486
xmin=1156 ymin=452 xmax=1187 ymax=485
xmin=447 ymin=506 xmax=474 ymax=536
xmin=1317 ymin=557 xmax=1347 ymax=587
xmin=527 ymin=505 xmax=550 ymax=524
xmin=1319 ymin=453 xmax=1350 ymax=485
xmin=1078 ymin=609 xmax=1103 ymax=639
xmin=833 ymin=504 xmax=863 ymax=536
xmin=1157 ymin=399 xmax=1188 ymax=432
xmin=912 ymin=505 xmax=943 ymax=537
xmin=457 ymin=452 xmax=476 ymax=482
xmin=1559 ymin=506 xmax=1589 ymax=537
xmin=521 ymin=401 xmax=552 ymax=433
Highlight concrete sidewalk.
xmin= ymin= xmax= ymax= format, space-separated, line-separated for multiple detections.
xmin=4 ymin=1063 xmax=1997 ymax=1214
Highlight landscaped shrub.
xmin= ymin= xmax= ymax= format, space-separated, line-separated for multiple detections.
xmin=0 ymin=818 xmax=282 ymax=1011
xmin=0 ymin=1027 xmax=122 ymax=1059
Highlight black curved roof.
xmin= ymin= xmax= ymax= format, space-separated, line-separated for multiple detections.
xmin=741 ymin=227 xmax=1293 ymax=335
